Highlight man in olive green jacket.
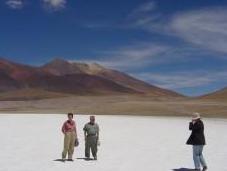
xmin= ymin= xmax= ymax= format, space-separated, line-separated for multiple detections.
xmin=83 ymin=115 xmax=99 ymax=160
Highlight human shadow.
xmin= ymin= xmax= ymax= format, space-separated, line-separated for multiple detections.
xmin=172 ymin=168 xmax=195 ymax=171
xmin=53 ymin=159 xmax=65 ymax=162
xmin=76 ymin=157 xmax=94 ymax=161
xmin=53 ymin=159 xmax=75 ymax=162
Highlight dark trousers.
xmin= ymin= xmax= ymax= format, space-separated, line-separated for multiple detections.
xmin=85 ymin=136 xmax=98 ymax=158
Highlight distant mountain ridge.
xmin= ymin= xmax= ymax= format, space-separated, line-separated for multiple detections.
xmin=200 ymin=87 xmax=227 ymax=101
xmin=42 ymin=58 xmax=105 ymax=76
xmin=0 ymin=57 xmax=183 ymax=99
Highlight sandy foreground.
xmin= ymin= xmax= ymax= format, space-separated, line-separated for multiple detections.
xmin=0 ymin=114 xmax=226 ymax=171
xmin=0 ymin=95 xmax=226 ymax=117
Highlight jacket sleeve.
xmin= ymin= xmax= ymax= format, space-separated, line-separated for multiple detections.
xmin=190 ymin=121 xmax=203 ymax=131
xmin=193 ymin=121 xmax=203 ymax=131
xmin=97 ymin=124 xmax=99 ymax=139
xmin=83 ymin=124 xmax=87 ymax=132
xmin=97 ymin=124 xmax=100 ymax=133
xmin=62 ymin=122 xmax=66 ymax=133
xmin=189 ymin=122 xmax=193 ymax=130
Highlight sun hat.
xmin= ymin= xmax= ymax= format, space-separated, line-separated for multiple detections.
xmin=192 ymin=112 xmax=200 ymax=120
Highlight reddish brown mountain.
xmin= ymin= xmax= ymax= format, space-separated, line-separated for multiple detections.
xmin=0 ymin=57 xmax=44 ymax=81
xmin=42 ymin=58 xmax=182 ymax=97
xmin=200 ymin=87 xmax=227 ymax=101
xmin=0 ymin=70 xmax=21 ymax=91
xmin=0 ymin=58 xmax=137 ymax=95
xmin=0 ymin=57 xmax=183 ymax=98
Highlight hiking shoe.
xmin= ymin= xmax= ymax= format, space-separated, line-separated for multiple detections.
xmin=62 ymin=158 xmax=66 ymax=162
xmin=68 ymin=159 xmax=74 ymax=161
xmin=202 ymin=166 xmax=208 ymax=171
xmin=94 ymin=156 xmax=97 ymax=160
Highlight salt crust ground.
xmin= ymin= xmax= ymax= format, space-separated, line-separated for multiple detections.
xmin=0 ymin=114 xmax=226 ymax=171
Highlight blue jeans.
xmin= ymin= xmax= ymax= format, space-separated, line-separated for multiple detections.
xmin=193 ymin=145 xmax=207 ymax=169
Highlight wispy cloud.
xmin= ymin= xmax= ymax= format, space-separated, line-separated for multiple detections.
xmin=82 ymin=1 xmax=158 ymax=30
xmin=5 ymin=0 xmax=24 ymax=9
xmin=129 ymin=1 xmax=156 ymax=17
xmin=126 ymin=1 xmax=165 ymax=32
xmin=42 ymin=0 xmax=66 ymax=11
xmin=77 ymin=41 xmax=216 ymax=73
xmin=81 ymin=1 xmax=227 ymax=57
xmin=170 ymin=7 xmax=227 ymax=54
xmin=134 ymin=71 xmax=227 ymax=89
xmin=5 ymin=0 xmax=67 ymax=11
xmin=79 ymin=43 xmax=173 ymax=71
xmin=76 ymin=2 xmax=227 ymax=94
xmin=128 ymin=3 xmax=227 ymax=56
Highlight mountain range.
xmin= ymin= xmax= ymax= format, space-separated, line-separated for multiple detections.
xmin=200 ymin=87 xmax=227 ymax=101
xmin=0 ymin=57 xmax=226 ymax=116
xmin=0 ymin=57 xmax=226 ymax=102
xmin=0 ymin=58 xmax=182 ymax=100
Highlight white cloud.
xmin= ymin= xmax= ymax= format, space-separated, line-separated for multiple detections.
xmin=129 ymin=1 xmax=156 ymax=17
xmin=42 ymin=0 xmax=66 ymax=11
xmin=82 ymin=2 xmax=227 ymax=57
xmin=106 ymin=43 xmax=169 ymax=61
xmin=80 ymin=43 xmax=173 ymax=71
xmin=128 ymin=3 xmax=227 ymax=56
xmin=77 ymin=42 xmax=215 ymax=72
xmin=126 ymin=1 xmax=165 ymax=32
xmin=170 ymin=8 xmax=227 ymax=54
xmin=6 ymin=0 xmax=24 ymax=9
xmin=82 ymin=1 xmax=158 ymax=30
xmin=134 ymin=71 xmax=227 ymax=89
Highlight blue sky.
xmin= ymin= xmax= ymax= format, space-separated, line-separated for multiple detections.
xmin=1 ymin=0 xmax=227 ymax=96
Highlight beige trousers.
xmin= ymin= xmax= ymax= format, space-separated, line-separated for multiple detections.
xmin=62 ymin=131 xmax=76 ymax=159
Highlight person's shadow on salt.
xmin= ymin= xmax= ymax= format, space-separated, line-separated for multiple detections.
xmin=76 ymin=157 xmax=94 ymax=161
xmin=173 ymin=168 xmax=195 ymax=171
xmin=53 ymin=159 xmax=65 ymax=162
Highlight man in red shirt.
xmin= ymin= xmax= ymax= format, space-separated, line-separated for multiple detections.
xmin=61 ymin=113 xmax=78 ymax=161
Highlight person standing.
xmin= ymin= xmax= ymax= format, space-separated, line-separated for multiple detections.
xmin=61 ymin=113 xmax=78 ymax=161
xmin=83 ymin=115 xmax=99 ymax=160
xmin=186 ymin=113 xmax=208 ymax=171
